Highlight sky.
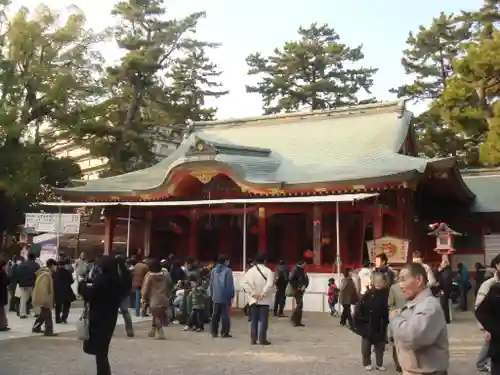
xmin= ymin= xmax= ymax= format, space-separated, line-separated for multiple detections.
xmin=11 ymin=0 xmax=485 ymax=119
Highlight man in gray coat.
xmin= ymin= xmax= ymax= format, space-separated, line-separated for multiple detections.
xmin=390 ymin=263 xmax=449 ymax=375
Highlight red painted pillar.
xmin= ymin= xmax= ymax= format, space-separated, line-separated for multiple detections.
xmin=312 ymin=205 xmax=322 ymax=265
xmin=188 ymin=210 xmax=198 ymax=259
xmin=143 ymin=211 xmax=152 ymax=257
xmin=220 ymin=224 xmax=231 ymax=255
xmin=373 ymin=204 xmax=383 ymax=239
xmin=103 ymin=212 xmax=114 ymax=255
xmin=258 ymin=207 xmax=267 ymax=252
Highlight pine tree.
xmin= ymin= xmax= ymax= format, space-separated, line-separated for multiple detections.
xmin=439 ymin=0 xmax=500 ymax=165
xmin=246 ymin=23 xmax=377 ymax=114
xmin=390 ymin=13 xmax=482 ymax=165
xmin=148 ymin=42 xmax=228 ymax=143
xmin=70 ymin=0 xmax=208 ymax=176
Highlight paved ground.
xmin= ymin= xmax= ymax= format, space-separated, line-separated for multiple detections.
xmin=0 ymin=311 xmax=485 ymax=375
xmin=0 ymin=308 xmax=149 ymax=341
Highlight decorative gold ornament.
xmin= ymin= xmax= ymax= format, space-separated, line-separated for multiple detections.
xmin=268 ymin=188 xmax=285 ymax=195
xmin=352 ymin=185 xmax=366 ymax=191
xmin=190 ymin=170 xmax=217 ymax=184
xmin=167 ymin=184 xmax=176 ymax=195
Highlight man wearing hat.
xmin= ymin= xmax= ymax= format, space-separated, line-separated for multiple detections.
xmin=289 ymin=259 xmax=309 ymax=327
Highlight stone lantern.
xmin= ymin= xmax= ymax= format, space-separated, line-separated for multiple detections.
xmin=427 ymin=222 xmax=461 ymax=263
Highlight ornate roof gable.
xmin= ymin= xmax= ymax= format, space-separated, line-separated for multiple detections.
xmin=186 ymin=136 xmax=272 ymax=158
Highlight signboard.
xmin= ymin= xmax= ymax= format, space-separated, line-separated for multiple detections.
xmin=39 ymin=243 xmax=58 ymax=265
xmin=33 ymin=233 xmax=57 ymax=244
xmin=25 ymin=213 xmax=80 ymax=234
xmin=366 ymin=236 xmax=409 ymax=264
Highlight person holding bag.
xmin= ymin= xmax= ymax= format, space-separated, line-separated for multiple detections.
xmin=242 ymin=252 xmax=275 ymax=345
xmin=78 ymin=256 xmax=131 ymax=375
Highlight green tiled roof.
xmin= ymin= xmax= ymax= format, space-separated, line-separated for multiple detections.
xmin=463 ymin=174 xmax=500 ymax=212
xmin=56 ymin=101 xmax=456 ymax=196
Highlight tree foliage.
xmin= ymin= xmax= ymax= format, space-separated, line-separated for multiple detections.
xmin=440 ymin=1 xmax=500 ymax=165
xmin=0 ymin=1 xmax=84 ymax=240
xmin=246 ymin=23 xmax=378 ymax=114
xmin=394 ymin=1 xmax=500 ymax=166
xmin=0 ymin=0 xmax=228 ymax=239
xmin=62 ymin=0 xmax=227 ymax=176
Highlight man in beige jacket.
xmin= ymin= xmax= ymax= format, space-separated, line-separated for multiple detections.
xmin=32 ymin=259 xmax=58 ymax=336
xmin=390 ymin=263 xmax=448 ymax=375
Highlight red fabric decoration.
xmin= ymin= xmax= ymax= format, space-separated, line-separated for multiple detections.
xmin=303 ymin=249 xmax=314 ymax=259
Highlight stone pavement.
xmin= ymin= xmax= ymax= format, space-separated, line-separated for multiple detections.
xmin=0 ymin=308 xmax=149 ymax=341
xmin=0 ymin=311 xmax=485 ymax=375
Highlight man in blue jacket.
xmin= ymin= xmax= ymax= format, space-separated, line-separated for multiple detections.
xmin=208 ymin=254 xmax=235 ymax=338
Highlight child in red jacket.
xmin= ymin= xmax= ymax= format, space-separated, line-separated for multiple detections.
xmin=327 ymin=278 xmax=339 ymax=316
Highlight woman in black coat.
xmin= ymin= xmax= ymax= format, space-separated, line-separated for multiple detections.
xmin=78 ymin=256 xmax=130 ymax=375
xmin=0 ymin=259 xmax=9 ymax=331
xmin=475 ymin=283 xmax=500 ymax=375
xmin=353 ymin=272 xmax=389 ymax=371
xmin=53 ymin=260 xmax=76 ymax=324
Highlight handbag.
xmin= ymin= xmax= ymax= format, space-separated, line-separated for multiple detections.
xmin=77 ymin=303 xmax=89 ymax=341
xmin=285 ymin=283 xmax=294 ymax=297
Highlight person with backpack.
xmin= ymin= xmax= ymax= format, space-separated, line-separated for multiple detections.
xmin=208 ymin=254 xmax=234 ymax=338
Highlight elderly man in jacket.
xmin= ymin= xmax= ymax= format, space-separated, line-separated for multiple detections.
xmin=390 ymin=263 xmax=449 ymax=375
xmin=243 ymin=252 xmax=274 ymax=345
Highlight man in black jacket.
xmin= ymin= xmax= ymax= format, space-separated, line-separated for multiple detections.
xmin=273 ymin=260 xmax=289 ymax=317
xmin=437 ymin=259 xmax=453 ymax=324
xmin=374 ymin=253 xmax=394 ymax=286
xmin=289 ymin=260 xmax=309 ymax=327
xmin=14 ymin=253 xmax=39 ymax=318
xmin=475 ymin=281 xmax=500 ymax=375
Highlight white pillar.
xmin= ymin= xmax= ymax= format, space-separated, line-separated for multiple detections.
xmin=242 ymin=203 xmax=247 ymax=271
xmin=126 ymin=205 xmax=132 ymax=258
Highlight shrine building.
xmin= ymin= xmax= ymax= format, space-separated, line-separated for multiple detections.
xmin=53 ymin=101 xmax=500 ymax=274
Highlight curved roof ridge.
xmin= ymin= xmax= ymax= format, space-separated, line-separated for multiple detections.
xmin=193 ymin=101 xmax=405 ymax=129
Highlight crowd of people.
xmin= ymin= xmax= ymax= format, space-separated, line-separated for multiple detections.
xmin=0 ymin=249 xmax=500 ymax=375
xmin=328 ymin=252 xmax=500 ymax=375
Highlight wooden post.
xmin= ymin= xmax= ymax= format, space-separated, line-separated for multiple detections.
xmin=188 ymin=209 xmax=198 ymax=259
xmin=312 ymin=205 xmax=322 ymax=264
xmin=103 ymin=212 xmax=114 ymax=255
xmin=258 ymin=207 xmax=267 ymax=252
xmin=143 ymin=211 xmax=152 ymax=257
xmin=373 ymin=204 xmax=383 ymax=239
